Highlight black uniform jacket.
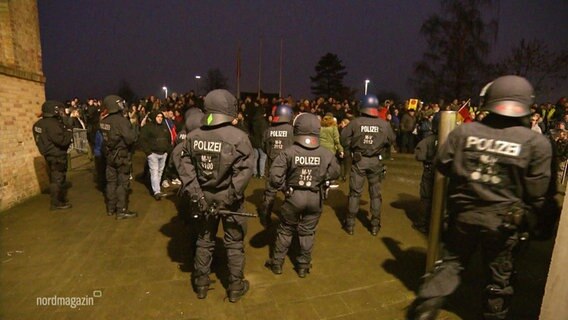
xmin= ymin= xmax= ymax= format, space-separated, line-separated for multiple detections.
xmin=177 ymin=124 xmax=254 ymax=207
xmin=436 ymin=121 xmax=552 ymax=230
xmin=99 ymin=113 xmax=136 ymax=153
xmin=263 ymin=123 xmax=294 ymax=161
xmin=269 ymin=144 xmax=340 ymax=192
xmin=340 ymin=115 xmax=396 ymax=156
xmin=32 ymin=117 xmax=72 ymax=157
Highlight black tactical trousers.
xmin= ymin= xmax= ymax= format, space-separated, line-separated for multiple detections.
xmin=259 ymin=158 xmax=277 ymax=216
xmin=45 ymin=155 xmax=68 ymax=206
xmin=412 ymin=221 xmax=520 ymax=320
xmin=105 ymin=153 xmax=131 ymax=212
xmin=193 ymin=213 xmax=247 ymax=288
xmin=272 ymin=190 xmax=322 ymax=268
xmin=347 ymin=156 xmax=383 ymax=227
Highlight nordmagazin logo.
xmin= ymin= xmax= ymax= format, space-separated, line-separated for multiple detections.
xmin=36 ymin=290 xmax=101 ymax=308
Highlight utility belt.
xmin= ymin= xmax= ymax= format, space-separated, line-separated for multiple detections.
xmin=286 ymin=181 xmax=331 ymax=200
xmin=352 ymin=151 xmax=387 ymax=179
xmin=352 ymin=151 xmax=381 ymax=163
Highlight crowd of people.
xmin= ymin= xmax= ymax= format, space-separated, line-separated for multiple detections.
xmin=33 ymin=78 xmax=566 ymax=318
xmin=61 ymin=92 xmax=568 ymax=159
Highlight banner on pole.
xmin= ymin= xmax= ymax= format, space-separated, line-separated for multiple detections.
xmin=408 ymin=99 xmax=419 ymax=110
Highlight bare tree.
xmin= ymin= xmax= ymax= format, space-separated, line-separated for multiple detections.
xmin=492 ymin=39 xmax=568 ymax=98
xmin=411 ymin=0 xmax=497 ymax=102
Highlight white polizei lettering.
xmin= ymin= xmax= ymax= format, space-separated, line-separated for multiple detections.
xmin=270 ymin=130 xmax=288 ymax=137
xmin=360 ymin=125 xmax=380 ymax=133
xmin=294 ymin=156 xmax=321 ymax=166
xmin=465 ymin=136 xmax=521 ymax=157
xmin=193 ymin=140 xmax=222 ymax=153
xmin=100 ymin=123 xmax=111 ymax=130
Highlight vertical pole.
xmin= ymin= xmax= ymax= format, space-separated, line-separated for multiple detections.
xmin=279 ymin=38 xmax=283 ymax=98
xmin=426 ymin=111 xmax=456 ymax=272
xmin=236 ymin=43 xmax=241 ymax=100
xmin=257 ymin=38 xmax=263 ymax=100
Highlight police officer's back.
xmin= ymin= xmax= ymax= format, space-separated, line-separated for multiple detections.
xmin=176 ymin=89 xmax=253 ymax=302
xmin=265 ymin=113 xmax=340 ymax=277
xmin=409 ymin=76 xmax=552 ymax=320
xmin=99 ymin=95 xmax=137 ymax=219
xmin=340 ymin=94 xmax=396 ymax=236
xmin=33 ymin=101 xmax=73 ymax=210
xmin=258 ymin=104 xmax=295 ymax=227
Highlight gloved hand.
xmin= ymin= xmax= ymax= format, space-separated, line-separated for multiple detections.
xmin=190 ymin=194 xmax=209 ymax=217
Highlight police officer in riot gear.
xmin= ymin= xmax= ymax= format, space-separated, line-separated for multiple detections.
xmin=175 ymin=89 xmax=253 ymax=302
xmin=340 ymin=94 xmax=396 ymax=236
xmin=265 ymin=113 xmax=340 ymax=277
xmin=408 ymin=75 xmax=552 ymax=320
xmin=413 ymin=113 xmax=440 ymax=234
xmin=33 ymin=101 xmax=73 ymax=210
xmin=258 ymin=104 xmax=295 ymax=228
xmin=99 ymin=95 xmax=138 ymax=219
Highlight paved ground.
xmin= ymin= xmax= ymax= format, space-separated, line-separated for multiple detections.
xmin=0 ymin=152 xmax=556 ymax=319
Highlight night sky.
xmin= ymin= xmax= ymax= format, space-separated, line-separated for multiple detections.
xmin=38 ymin=0 xmax=568 ymax=103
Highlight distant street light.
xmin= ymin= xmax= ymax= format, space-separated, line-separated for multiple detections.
xmin=162 ymin=86 xmax=168 ymax=99
xmin=364 ymin=79 xmax=370 ymax=95
xmin=195 ymin=75 xmax=201 ymax=95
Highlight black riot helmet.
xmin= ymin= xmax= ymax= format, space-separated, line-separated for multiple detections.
xmin=272 ymin=104 xmax=294 ymax=124
xmin=480 ymin=75 xmax=534 ymax=118
xmin=41 ymin=100 xmax=64 ymax=118
xmin=103 ymin=95 xmax=126 ymax=114
xmin=293 ymin=113 xmax=320 ymax=149
xmin=360 ymin=94 xmax=380 ymax=117
xmin=202 ymin=89 xmax=238 ymax=126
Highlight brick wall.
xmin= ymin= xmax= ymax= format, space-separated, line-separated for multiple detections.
xmin=0 ymin=0 xmax=46 ymax=211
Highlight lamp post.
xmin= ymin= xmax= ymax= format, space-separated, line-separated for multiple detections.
xmin=195 ymin=75 xmax=201 ymax=95
xmin=162 ymin=86 xmax=168 ymax=99
xmin=364 ymin=79 xmax=370 ymax=95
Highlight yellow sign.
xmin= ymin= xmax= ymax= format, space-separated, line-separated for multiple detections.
xmin=408 ymin=99 xmax=419 ymax=110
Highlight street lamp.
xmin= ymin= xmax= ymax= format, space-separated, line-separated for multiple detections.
xmin=364 ymin=79 xmax=370 ymax=95
xmin=162 ymin=86 xmax=168 ymax=99
xmin=195 ymin=75 xmax=201 ymax=95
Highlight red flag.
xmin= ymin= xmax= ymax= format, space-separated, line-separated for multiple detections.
xmin=457 ymin=99 xmax=472 ymax=123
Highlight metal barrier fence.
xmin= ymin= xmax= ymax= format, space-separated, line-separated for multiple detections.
xmin=71 ymin=128 xmax=89 ymax=153
xmin=67 ymin=128 xmax=91 ymax=170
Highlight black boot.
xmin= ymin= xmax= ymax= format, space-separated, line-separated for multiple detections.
xmin=265 ymin=260 xmax=282 ymax=275
xmin=296 ymin=267 xmax=310 ymax=278
xmin=116 ymin=209 xmax=138 ymax=220
xmin=195 ymin=285 xmax=209 ymax=299
xmin=50 ymin=202 xmax=72 ymax=210
xmin=227 ymin=280 xmax=249 ymax=303
xmin=371 ymin=225 xmax=381 ymax=236
xmin=343 ymin=224 xmax=354 ymax=235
